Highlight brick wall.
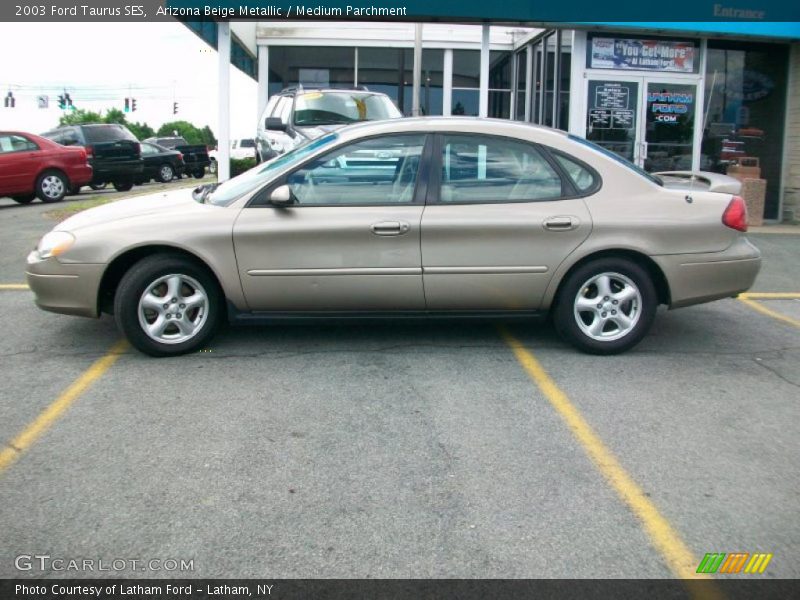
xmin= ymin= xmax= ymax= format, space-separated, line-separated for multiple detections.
xmin=783 ymin=44 xmax=800 ymax=223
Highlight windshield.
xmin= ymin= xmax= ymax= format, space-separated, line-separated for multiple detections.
xmin=293 ymin=92 xmax=402 ymax=126
xmin=206 ymin=133 xmax=340 ymax=206
xmin=568 ymin=134 xmax=663 ymax=186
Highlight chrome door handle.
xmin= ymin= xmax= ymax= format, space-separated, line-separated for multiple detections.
xmin=543 ymin=217 xmax=576 ymax=231
xmin=371 ymin=221 xmax=410 ymax=236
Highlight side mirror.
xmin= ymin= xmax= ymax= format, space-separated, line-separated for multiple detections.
xmin=268 ymin=184 xmax=294 ymax=207
xmin=265 ymin=117 xmax=287 ymax=132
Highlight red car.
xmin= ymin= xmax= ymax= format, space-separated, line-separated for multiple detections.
xmin=0 ymin=131 xmax=92 ymax=204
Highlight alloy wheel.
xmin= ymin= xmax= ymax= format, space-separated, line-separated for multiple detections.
xmin=573 ymin=272 xmax=642 ymax=342
xmin=137 ymin=274 xmax=208 ymax=345
xmin=41 ymin=175 xmax=65 ymax=199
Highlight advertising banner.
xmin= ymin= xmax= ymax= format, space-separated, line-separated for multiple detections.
xmin=590 ymin=37 xmax=696 ymax=73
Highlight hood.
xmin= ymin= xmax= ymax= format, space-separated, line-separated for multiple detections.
xmin=58 ymin=187 xmax=200 ymax=231
xmin=294 ymin=123 xmax=348 ymax=140
xmin=654 ymin=171 xmax=742 ymax=195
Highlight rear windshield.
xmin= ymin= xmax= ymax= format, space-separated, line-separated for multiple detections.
xmin=568 ymin=134 xmax=662 ymax=186
xmin=83 ymin=126 xmax=138 ymax=144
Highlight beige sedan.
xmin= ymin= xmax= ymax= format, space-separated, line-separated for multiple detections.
xmin=26 ymin=118 xmax=760 ymax=356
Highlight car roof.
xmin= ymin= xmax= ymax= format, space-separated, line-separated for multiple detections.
xmin=280 ymin=87 xmax=391 ymax=98
xmin=328 ymin=116 xmax=569 ymax=143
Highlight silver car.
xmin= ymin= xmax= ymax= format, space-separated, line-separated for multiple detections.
xmin=26 ymin=118 xmax=761 ymax=357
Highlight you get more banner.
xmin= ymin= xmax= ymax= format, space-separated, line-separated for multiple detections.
xmin=589 ymin=37 xmax=697 ymax=73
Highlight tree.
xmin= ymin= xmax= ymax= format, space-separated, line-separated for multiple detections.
xmin=103 ymin=108 xmax=127 ymax=125
xmin=127 ymin=121 xmax=155 ymax=141
xmin=157 ymin=121 xmax=216 ymax=147
xmin=58 ymin=109 xmax=104 ymax=126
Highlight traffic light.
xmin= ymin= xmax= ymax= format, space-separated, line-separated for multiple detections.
xmin=58 ymin=94 xmax=66 ymax=109
xmin=64 ymin=93 xmax=74 ymax=110
xmin=124 ymin=98 xmax=130 ymax=113
xmin=3 ymin=92 xmax=14 ymax=108
xmin=173 ymin=101 xmax=178 ymax=115
xmin=131 ymin=98 xmax=137 ymax=112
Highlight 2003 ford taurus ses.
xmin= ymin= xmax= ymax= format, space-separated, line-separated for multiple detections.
xmin=27 ymin=118 xmax=761 ymax=356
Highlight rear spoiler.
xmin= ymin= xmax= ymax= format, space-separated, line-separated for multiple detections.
xmin=654 ymin=171 xmax=742 ymax=195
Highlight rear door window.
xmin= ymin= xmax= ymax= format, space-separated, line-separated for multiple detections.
xmin=438 ymin=134 xmax=564 ymax=203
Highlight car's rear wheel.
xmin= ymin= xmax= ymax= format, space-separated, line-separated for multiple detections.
xmin=69 ymin=185 xmax=82 ymax=195
xmin=193 ymin=168 xmax=205 ymax=179
xmin=113 ymin=180 xmax=134 ymax=192
xmin=36 ymin=170 xmax=68 ymax=203
xmin=553 ymin=258 xmax=657 ymax=355
xmin=12 ymin=194 xmax=36 ymax=204
xmin=157 ymin=164 xmax=175 ymax=183
xmin=90 ymin=182 xmax=107 ymax=190
xmin=114 ymin=255 xmax=221 ymax=357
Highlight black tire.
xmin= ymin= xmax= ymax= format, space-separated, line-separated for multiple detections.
xmin=69 ymin=185 xmax=82 ymax=195
xmin=35 ymin=170 xmax=68 ymax=203
xmin=114 ymin=254 xmax=221 ymax=357
xmin=552 ymin=257 xmax=657 ymax=355
xmin=193 ymin=168 xmax=205 ymax=179
xmin=12 ymin=194 xmax=36 ymax=204
xmin=90 ymin=182 xmax=107 ymax=191
xmin=112 ymin=180 xmax=134 ymax=192
xmin=157 ymin=163 xmax=175 ymax=183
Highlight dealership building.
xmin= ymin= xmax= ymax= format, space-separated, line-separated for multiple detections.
xmin=184 ymin=15 xmax=800 ymax=222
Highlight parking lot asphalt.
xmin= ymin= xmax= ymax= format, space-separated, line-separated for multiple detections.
xmin=0 ymin=191 xmax=797 ymax=580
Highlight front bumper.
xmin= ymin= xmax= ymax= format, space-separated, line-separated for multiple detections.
xmin=653 ymin=237 xmax=762 ymax=309
xmin=26 ymin=255 xmax=104 ymax=318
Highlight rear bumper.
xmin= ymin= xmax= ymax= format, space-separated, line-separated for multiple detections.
xmin=90 ymin=159 xmax=144 ymax=182
xmin=653 ymin=237 xmax=762 ymax=309
xmin=25 ymin=257 xmax=104 ymax=318
xmin=69 ymin=164 xmax=93 ymax=187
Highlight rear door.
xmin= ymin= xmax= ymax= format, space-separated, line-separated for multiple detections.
xmin=421 ymin=133 xmax=594 ymax=310
xmin=233 ymin=133 xmax=430 ymax=311
xmin=0 ymin=134 xmax=42 ymax=194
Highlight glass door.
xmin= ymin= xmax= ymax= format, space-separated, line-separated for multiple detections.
xmin=643 ymin=81 xmax=698 ymax=172
xmin=585 ymin=78 xmax=640 ymax=163
xmin=585 ymin=76 xmax=700 ymax=172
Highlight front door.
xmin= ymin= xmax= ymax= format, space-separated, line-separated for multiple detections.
xmin=233 ymin=133 xmax=429 ymax=312
xmin=585 ymin=76 xmax=700 ymax=172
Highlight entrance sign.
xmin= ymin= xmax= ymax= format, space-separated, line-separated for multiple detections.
xmin=590 ymin=38 xmax=696 ymax=73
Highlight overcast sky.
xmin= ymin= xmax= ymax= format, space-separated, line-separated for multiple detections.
xmin=0 ymin=22 xmax=257 ymax=140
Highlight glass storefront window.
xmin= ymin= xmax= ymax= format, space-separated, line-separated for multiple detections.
xmin=268 ymin=46 xmax=355 ymax=93
xmin=357 ymin=48 xmax=443 ymax=116
xmin=515 ymin=51 xmax=527 ymax=121
xmin=558 ymin=32 xmax=572 ymax=131
xmin=703 ymin=41 xmax=788 ymax=219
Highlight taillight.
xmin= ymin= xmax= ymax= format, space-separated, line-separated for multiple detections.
xmin=133 ymin=142 xmax=141 ymax=156
xmin=177 ymin=152 xmax=184 ymax=161
xmin=84 ymin=145 xmax=93 ymax=159
xmin=722 ymin=195 xmax=748 ymax=232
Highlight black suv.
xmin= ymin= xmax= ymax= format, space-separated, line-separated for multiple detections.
xmin=256 ymin=88 xmax=402 ymax=162
xmin=41 ymin=124 xmax=144 ymax=192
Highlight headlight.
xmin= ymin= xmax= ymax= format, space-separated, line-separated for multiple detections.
xmin=36 ymin=231 xmax=75 ymax=259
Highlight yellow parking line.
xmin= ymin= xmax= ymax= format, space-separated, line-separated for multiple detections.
xmin=500 ymin=328 xmax=722 ymax=596
xmin=739 ymin=292 xmax=800 ymax=299
xmin=738 ymin=297 xmax=800 ymax=328
xmin=0 ymin=339 xmax=128 ymax=474
xmin=0 ymin=284 xmax=29 ymax=290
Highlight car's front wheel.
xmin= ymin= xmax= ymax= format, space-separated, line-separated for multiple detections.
xmin=553 ymin=258 xmax=657 ymax=355
xmin=113 ymin=180 xmax=134 ymax=192
xmin=114 ymin=255 xmax=221 ymax=357
xmin=157 ymin=163 xmax=175 ymax=183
